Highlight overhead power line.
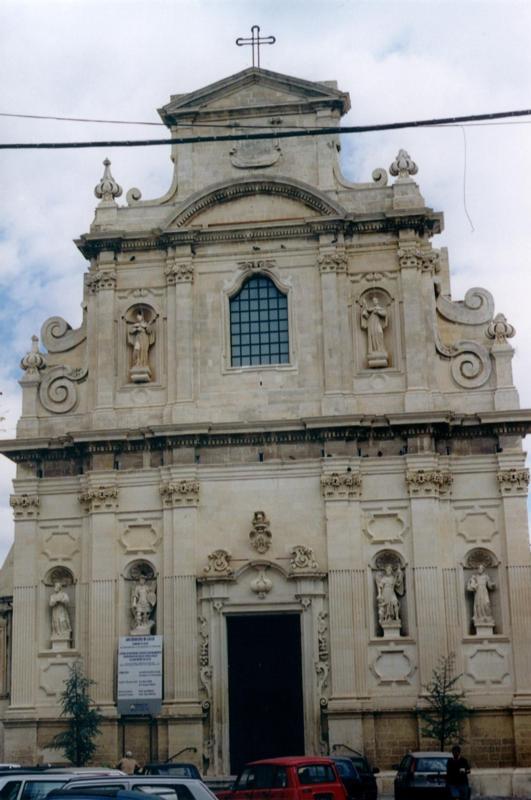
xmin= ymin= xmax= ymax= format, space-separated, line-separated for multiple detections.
xmin=0 ymin=108 xmax=530 ymax=150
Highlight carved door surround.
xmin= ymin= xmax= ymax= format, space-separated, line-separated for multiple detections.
xmin=198 ymin=562 xmax=327 ymax=775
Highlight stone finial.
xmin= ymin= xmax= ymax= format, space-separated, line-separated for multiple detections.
xmin=486 ymin=313 xmax=516 ymax=344
xmin=94 ymin=158 xmax=122 ymax=203
xmin=389 ymin=149 xmax=418 ymax=180
xmin=20 ymin=335 xmax=46 ymax=376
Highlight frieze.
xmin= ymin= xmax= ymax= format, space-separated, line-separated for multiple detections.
xmin=406 ymin=469 xmax=453 ymax=497
xmin=203 ymin=549 xmax=233 ymax=579
xmin=160 ymin=479 xmax=200 ymax=507
xmin=497 ymin=468 xmax=529 ymax=495
xmin=78 ymin=485 xmax=119 ymax=512
xmin=165 ymin=261 xmax=194 ymax=285
xmin=84 ymin=270 xmax=117 ymax=293
xmin=289 ymin=545 xmax=320 ymax=575
xmin=10 ymin=494 xmax=39 ymax=520
xmin=321 ymin=471 xmax=362 ymax=500
xmin=318 ymin=251 xmax=348 ymax=274
xmin=237 ymin=259 xmax=276 ymax=272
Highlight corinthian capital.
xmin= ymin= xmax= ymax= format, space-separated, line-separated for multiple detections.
xmin=406 ymin=469 xmax=452 ymax=497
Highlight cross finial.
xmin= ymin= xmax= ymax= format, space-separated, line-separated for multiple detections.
xmin=236 ymin=25 xmax=276 ymax=68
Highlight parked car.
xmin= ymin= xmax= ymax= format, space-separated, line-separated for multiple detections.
xmin=142 ymin=766 xmax=201 ymax=780
xmin=217 ymin=756 xmax=347 ymax=800
xmin=393 ymin=751 xmax=453 ymax=799
xmin=331 ymin=752 xmax=378 ymax=800
xmin=328 ymin=757 xmax=364 ymax=800
xmin=0 ymin=771 xmax=128 ymax=800
xmin=58 ymin=776 xmax=218 ymax=800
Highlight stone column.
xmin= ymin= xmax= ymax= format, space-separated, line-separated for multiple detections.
xmin=321 ymin=462 xmax=367 ymax=751
xmin=9 ymin=491 xmax=40 ymax=710
xmin=397 ymin=237 xmax=433 ymax=412
xmin=87 ymin=251 xmax=117 ymax=426
xmin=496 ymin=465 xmax=531 ymax=703
xmin=406 ymin=461 xmax=452 ymax=686
xmin=165 ymin=247 xmax=195 ymax=421
xmin=78 ymin=479 xmax=119 ymax=706
xmin=318 ymin=239 xmax=348 ymax=413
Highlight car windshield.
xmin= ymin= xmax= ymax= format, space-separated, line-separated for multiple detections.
xmin=21 ymin=783 xmax=67 ymax=800
xmin=415 ymin=758 xmax=448 ymax=773
xmin=333 ymin=762 xmax=358 ymax=779
xmin=348 ymin=758 xmax=369 ymax=775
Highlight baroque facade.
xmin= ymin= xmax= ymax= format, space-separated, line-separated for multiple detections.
xmin=1 ymin=66 xmax=531 ymax=771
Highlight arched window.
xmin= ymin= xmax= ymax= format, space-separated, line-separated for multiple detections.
xmin=230 ymin=275 xmax=289 ymax=367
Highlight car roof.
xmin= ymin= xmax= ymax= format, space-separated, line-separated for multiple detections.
xmin=410 ymin=752 xmax=452 ymax=758
xmin=65 ymin=777 xmax=202 ymax=785
xmin=247 ymin=757 xmax=334 ymax=767
xmin=144 ymin=764 xmax=197 ymax=769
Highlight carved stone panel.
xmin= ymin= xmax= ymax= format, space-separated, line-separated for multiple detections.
xmin=204 ymin=549 xmax=233 ymax=579
xmin=119 ymin=524 xmax=160 ymax=554
xmin=497 ymin=469 xmax=529 ymax=495
xmin=42 ymin=529 xmax=79 ymax=562
xmin=464 ymin=645 xmax=510 ymax=687
xmin=78 ymin=486 xmax=119 ymax=512
xmin=370 ymin=645 xmax=415 ymax=685
xmin=456 ymin=506 xmax=499 ymax=544
xmin=10 ymin=494 xmax=39 ymax=520
xmin=160 ymin=480 xmax=200 ymax=507
xmin=39 ymin=659 xmax=73 ymax=698
xmin=406 ymin=469 xmax=452 ymax=497
xmin=321 ymin=471 xmax=361 ymax=500
xmin=364 ymin=509 xmax=408 ymax=544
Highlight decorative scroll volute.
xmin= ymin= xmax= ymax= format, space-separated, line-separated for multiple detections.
xmin=289 ymin=545 xmax=320 ymax=576
xmin=203 ymin=549 xmax=233 ymax=579
xmin=39 ymin=366 xmax=88 ymax=414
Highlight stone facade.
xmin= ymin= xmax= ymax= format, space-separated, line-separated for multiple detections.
xmin=1 ymin=66 xmax=531 ymax=771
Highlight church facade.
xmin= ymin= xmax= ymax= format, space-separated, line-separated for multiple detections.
xmin=1 ymin=67 xmax=531 ymax=772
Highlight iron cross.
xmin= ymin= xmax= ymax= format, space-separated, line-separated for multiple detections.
xmin=236 ymin=25 xmax=276 ymax=68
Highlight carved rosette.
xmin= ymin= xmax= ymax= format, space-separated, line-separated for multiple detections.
xmin=165 ymin=261 xmax=194 ymax=285
xmin=318 ymin=251 xmax=348 ymax=274
xmin=406 ymin=469 xmax=453 ymax=497
xmin=160 ymin=479 xmax=200 ymax=507
xmin=10 ymin=494 xmax=39 ymax=520
xmin=78 ymin=486 xmax=119 ymax=512
xmin=321 ymin=471 xmax=361 ymax=500
xmin=289 ymin=545 xmax=320 ymax=576
xmin=497 ymin=469 xmax=529 ymax=495
xmin=249 ymin=511 xmax=272 ymax=554
xmin=203 ymin=549 xmax=233 ymax=579
xmin=85 ymin=270 xmax=117 ymax=294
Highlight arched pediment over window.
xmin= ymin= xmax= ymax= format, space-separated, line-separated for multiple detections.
xmin=163 ymin=176 xmax=346 ymax=229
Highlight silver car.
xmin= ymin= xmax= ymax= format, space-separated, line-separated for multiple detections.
xmin=57 ymin=777 xmax=217 ymax=800
xmin=0 ymin=772 xmax=127 ymax=800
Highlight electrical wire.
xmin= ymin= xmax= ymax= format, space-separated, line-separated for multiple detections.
xmin=0 ymin=108 xmax=530 ymax=150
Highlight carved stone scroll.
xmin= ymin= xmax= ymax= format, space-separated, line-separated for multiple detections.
xmin=41 ymin=316 xmax=87 ymax=353
xmin=289 ymin=545 xmax=320 ymax=576
xmin=39 ymin=365 xmax=88 ymax=414
xmin=204 ymin=549 xmax=233 ymax=579
xmin=436 ymin=287 xmax=495 ymax=325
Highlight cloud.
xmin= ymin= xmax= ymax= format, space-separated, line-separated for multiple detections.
xmin=1 ymin=0 xmax=531 ymax=563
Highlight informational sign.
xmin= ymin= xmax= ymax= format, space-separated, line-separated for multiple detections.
xmin=117 ymin=635 xmax=163 ymax=716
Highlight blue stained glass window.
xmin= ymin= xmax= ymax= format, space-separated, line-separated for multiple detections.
xmin=230 ymin=275 xmax=290 ymax=367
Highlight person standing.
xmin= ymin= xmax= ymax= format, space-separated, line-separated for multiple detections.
xmin=446 ymin=745 xmax=470 ymax=799
xmin=116 ymin=750 xmax=141 ymax=775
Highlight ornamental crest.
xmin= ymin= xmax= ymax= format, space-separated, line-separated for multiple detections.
xmin=204 ymin=549 xmax=233 ymax=578
xmin=289 ymin=545 xmax=319 ymax=575
xmin=249 ymin=511 xmax=272 ymax=554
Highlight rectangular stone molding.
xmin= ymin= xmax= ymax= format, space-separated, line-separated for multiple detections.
xmin=10 ymin=586 xmax=36 ymax=707
xmin=89 ymin=579 xmax=115 ymax=703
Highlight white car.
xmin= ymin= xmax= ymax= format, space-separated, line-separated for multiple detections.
xmin=0 ymin=772 xmax=126 ymax=800
xmin=57 ymin=776 xmax=217 ymax=800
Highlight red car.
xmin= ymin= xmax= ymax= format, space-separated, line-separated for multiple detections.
xmin=218 ymin=757 xmax=347 ymax=800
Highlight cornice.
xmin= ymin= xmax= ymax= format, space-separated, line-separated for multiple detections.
xmin=2 ymin=410 xmax=531 ymax=463
xmin=75 ymin=212 xmax=442 ymax=259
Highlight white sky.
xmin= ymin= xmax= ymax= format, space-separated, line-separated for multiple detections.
xmin=0 ymin=0 xmax=530 ymax=563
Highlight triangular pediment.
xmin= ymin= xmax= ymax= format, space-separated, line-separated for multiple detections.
xmin=159 ymin=67 xmax=350 ymax=124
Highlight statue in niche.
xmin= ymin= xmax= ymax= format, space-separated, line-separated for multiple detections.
xmin=126 ymin=307 xmax=156 ymax=383
xmin=361 ymin=294 xmax=389 ymax=368
xmin=467 ymin=564 xmax=495 ymax=630
xmin=375 ymin=564 xmax=404 ymax=634
xmin=130 ymin=575 xmax=157 ymax=635
xmin=50 ymin=582 xmax=72 ymax=646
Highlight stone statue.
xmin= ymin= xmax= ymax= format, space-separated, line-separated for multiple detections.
xmin=49 ymin=582 xmax=72 ymax=646
xmin=127 ymin=309 xmax=155 ymax=383
xmin=130 ymin=575 xmax=156 ymax=635
xmin=361 ymin=295 xmax=389 ymax=368
xmin=467 ymin=564 xmax=495 ymax=629
xmin=376 ymin=564 xmax=404 ymax=632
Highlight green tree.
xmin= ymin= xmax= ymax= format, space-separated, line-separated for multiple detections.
xmin=50 ymin=660 xmax=102 ymax=766
xmin=418 ymin=653 xmax=470 ymax=751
